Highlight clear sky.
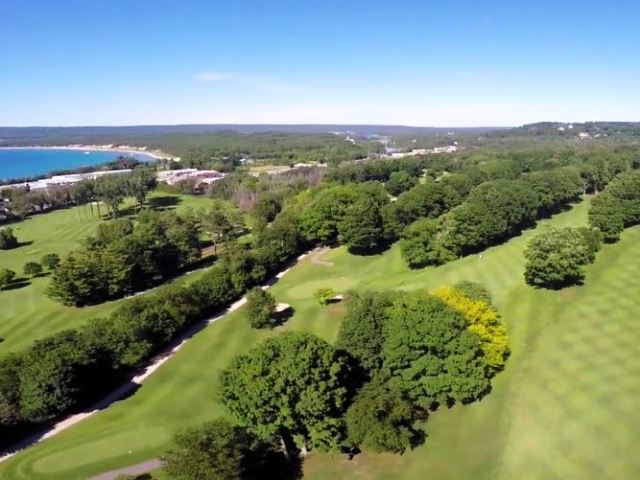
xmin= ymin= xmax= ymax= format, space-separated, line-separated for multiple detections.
xmin=1 ymin=0 xmax=639 ymax=127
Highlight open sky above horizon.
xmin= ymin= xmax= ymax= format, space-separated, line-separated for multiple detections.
xmin=1 ymin=0 xmax=639 ymax=127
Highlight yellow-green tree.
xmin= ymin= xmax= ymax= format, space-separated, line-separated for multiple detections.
xmin=433 ymin=286 xmax=509 ymax=371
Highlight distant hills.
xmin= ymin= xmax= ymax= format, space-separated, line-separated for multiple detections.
xmin=1 ymin=122 xmax=638 ymax=148
xmin=0 ymin=124 xmax=502 ymax=147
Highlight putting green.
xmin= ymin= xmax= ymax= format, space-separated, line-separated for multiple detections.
xmin=3 ymin=197 xmax=640 ymax=479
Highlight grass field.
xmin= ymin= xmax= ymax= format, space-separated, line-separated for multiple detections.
xmin=2 ymin=197 xmax=640 ymax=479
xmin=0 ymin=192 xmax=213 ymax=355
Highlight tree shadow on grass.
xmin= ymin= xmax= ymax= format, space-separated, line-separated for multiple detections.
xmin=117 ymin=196 xmax=183 ymax=218
xmin=273 ymin=306 xmax=295 ymax=327
xmin=255 ymin=450 xmax=303 ymax=480
xmin=347 ymin=243 xmax=391 ymax=257
xmin=148 ymin=195 xmax=182 ymax=211
xmin=2 ymin=277 xmax=32 ymax=291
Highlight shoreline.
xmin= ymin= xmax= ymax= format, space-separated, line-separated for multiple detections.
xmin=0 ymin=145 xmax=176 ymax=161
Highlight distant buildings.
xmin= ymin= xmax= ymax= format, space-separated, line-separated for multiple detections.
xmin=156 ymin=169 xmax=225 ymax=185
xmin=4 ymin=169 xmax=132 ymax=190
xmin=384 ymin=145 xmax=458 ymax=159
xmin=3 ymin=168 xmax=225 ymax=191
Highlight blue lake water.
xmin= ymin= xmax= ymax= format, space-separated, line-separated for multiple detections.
xmin=0 ymin=148 xmax=155 ymax=181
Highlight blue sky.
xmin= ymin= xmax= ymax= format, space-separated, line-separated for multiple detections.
xmin=1 ymin=0 xmax=639 ymax=126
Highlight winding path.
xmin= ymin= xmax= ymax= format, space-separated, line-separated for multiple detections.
xmin=310 ymin=246 xmax=334 ymax=266
xmin=90 ymin=459 xmax=164 ymax=480
xmin=0 ymin=250 xmax=312 ymax=465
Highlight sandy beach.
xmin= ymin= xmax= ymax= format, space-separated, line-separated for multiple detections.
xmin=0 ymin=145 xmax=176 ymax=161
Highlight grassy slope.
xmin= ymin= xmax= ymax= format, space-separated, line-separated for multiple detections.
xmin=0 ymin=192 xmax=212 ymax=355
xmin=3 ymin=197 xmax=640 ymax=479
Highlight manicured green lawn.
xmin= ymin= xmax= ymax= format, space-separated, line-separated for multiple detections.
xmin=0 ymin=192 xmax=213 ymax=355
xmin=3 ymin=197 xmax=640 ymax=479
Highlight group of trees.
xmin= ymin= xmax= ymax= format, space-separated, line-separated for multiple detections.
xmin=202 ymin=149 xmax=637 ymax=270
xmin=214 ymin=282 xmax=508 ymax=461
xmin=0 ymin=185 xmax=73 ymax=221
xmin=399 ymin=169 xmax=586 ymax=268
xmin=0 ymin=253 xmax=60 ymax=292
xmin=0 ymin=165 xmax=155 ymax=223
xmin=47 ymin=210 xmax=200 ymax=305
xmin=0 ymin=208 xmax=307 ymax=446
xmin=524 ymin=227 xmax=602 ymax=289
xmin=326 ymin=157 xmax=426 ymax=184
xmin=294 ymin=182 xmax=389 ymax=253
xmin=589 ymin=170 xmax=640 ymax=242
xmin=71 ymin=168 xmax=157 ymax=219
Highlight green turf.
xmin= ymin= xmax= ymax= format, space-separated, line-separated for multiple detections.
xmin=0 ymin=192 xmax=213 ymax=355
xmin=3 ymin=197 xmax=640 ymax=479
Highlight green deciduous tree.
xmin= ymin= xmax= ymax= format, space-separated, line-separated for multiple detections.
xmin=523 ymin=227 xmax=601 ymax=288
xmin=219 ymin=332 xmax=353 ymax=455
xmin=245 ymin=287 xmax=277 ymax=329
xmin=126 ymin=168 xmax=157 ymax=213
xmin=0 ymin=356 xmax=22 ymax=428
xmin=385 ymin=170 xmax=418 ymax=196
xmin=382 ymin=292 xmax=489 ymax=409
xmin=41 ymin=253 xmax=61 ymax=271
xmin=163 ymin=419 xmax=268 ymax=480
xmin=23 ymin=261 xmax=42 ymax=277
xmin=346 ymin=373 xmax=417 ymax=453
xmin=335 ymin=291 xmax=395 ymax=372
xmin=338 ymin=197 xmax=385 ymax=253
xmin=95 ymin=174 xmax=127 ymax=219
xmin=202 ymin=200 xmax=245 ymax=254
xmin=0 ymin=228 xmax=18 ymax=250
xmin=0 ymin=269 xmax=16 ymax=290
xmin=399 ymin=218 xmax=455 ymax=268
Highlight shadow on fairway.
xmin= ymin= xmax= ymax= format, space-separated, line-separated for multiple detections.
xmin=2 ymin=277 xmax=32 ymax=291
xmin=148 ymin=195 xmax=182 ymax=211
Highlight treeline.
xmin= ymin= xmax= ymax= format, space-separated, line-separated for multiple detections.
xmin=208 ymin=149 xmax=638 ymax=266
xmin=0 ymin=206 xmax=306 ymax=447
xmin=0 ymin=166 xmax=156 ymax=223
xmin=47 ymin=210 xmax=201 ymax=306
xmin=399 ymin=170 xmax=584 ymax=267
xmin=168 ymin=132 xmax=368 ymax=170
xmin=589 ymin=169 xmax=640 ymax=242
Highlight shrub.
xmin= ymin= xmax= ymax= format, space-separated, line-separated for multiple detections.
xmin=23 ymin=262 xmax=43 ymax=277
xmin=0 ymin=228 xmax=18 ymax=250
xmin=314 ymin=288 xmax=337 ymax=305
xmin=0 ymin=269 xmax=16 ymax=290
xmin=41 ymin=253 xmax=61 ymax=271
